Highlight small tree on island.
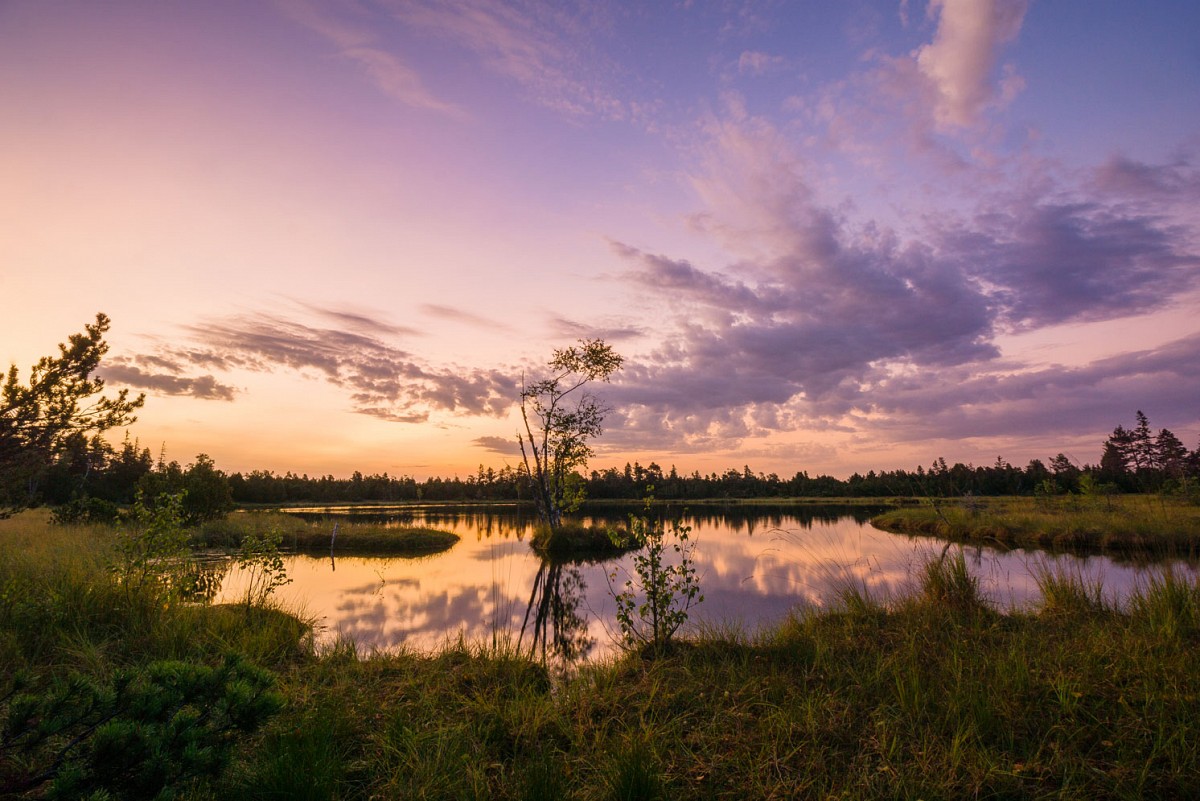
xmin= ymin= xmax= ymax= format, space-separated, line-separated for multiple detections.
xmin=518 ymin=339 xmax=622 ymax=529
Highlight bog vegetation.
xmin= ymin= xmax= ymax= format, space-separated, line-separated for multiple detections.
xmin=5 ymin=315 xmax=1200 ymax=798
xmin=5 ymin=514 xmax=1200 ymax=799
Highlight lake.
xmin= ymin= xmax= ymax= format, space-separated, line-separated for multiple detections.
xmin=214 ymin=503 xmax=1197 ymax=665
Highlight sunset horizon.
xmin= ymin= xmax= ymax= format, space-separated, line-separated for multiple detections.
xmin=4 ymin=0 xmax=1198 ymax=482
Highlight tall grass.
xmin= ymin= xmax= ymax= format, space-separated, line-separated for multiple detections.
xmin=0 ymin=510 xmax=310 ymax=676
xmin=196 ymin=511 xmax=460 ymax=554
xmin=6 ymin=513 xmax=1200 ymax=798
xmin=873 ymin=494 xmax=1200 ymax=556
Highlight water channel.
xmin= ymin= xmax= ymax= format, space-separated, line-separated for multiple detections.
xmin=214 ymin=503 xmax=1196 ymax=665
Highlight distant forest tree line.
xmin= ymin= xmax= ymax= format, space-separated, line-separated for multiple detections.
xmin=26 ymin=411 xmax=1200 ymax=516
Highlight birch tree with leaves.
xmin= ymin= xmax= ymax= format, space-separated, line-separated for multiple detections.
xmin=518 ymin=339 xmax=622 ymax=529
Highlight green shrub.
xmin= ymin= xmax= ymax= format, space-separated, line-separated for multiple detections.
xmin=1 ymin=654 xmax=281 ymax=799
xmin=610 ymin=499 xmax=703 ymax=654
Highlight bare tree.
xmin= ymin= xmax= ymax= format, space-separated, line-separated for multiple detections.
xmin=517 ymin=339 xmax=622 ymax=529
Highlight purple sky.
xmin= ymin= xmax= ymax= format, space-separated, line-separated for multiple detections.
xmin=3 ymin=0 xmax=1198 ymax=479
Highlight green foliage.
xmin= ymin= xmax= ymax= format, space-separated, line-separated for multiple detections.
xmin=0 ymin=313 xmax=144 ymax=516
xmin=873 ymin=494 xmax=1200 ymax=556
xmin=10 ymin=511 xmax=1200 ymax=799
xmin=518 ymin=339 xmax=623 ymax=529
xmin=0 ymin=654 xmax=281 ymax=799
xmin=197 ymin=511 xmax=460 ymax=555
xmin=529 ymin=520 xmax=634 ymax=558
xmin=610 ymin=497 xmax=703 ymax=654
xmin=236 ymin=527 xmax=291 ymax=608
xmin=111 ymin=491 xmax=193 ymax=600
xmin=918 ymin=551 xmax=987 ymax=613
xmin=51 ymin=494 xmax=121 ymax=525
xmin=606 ymin=737 xmax=664 ymax=801
xmin=137 ymin=453 xmax=234 ymax=525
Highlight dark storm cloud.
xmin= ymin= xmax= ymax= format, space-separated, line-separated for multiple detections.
xmin=100 ymin=360 xmax=238 ymax=401
xmin=610 ymin=227 xmax=999 ymax=420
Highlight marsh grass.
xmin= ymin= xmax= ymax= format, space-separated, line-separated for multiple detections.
xmin=7 ymin=513 xmax=1200 ymax=798
xmin=0 ymin=513 xmax=311 ymax=678
xmin=873 ymin=494 xmax=1200 ymax=556
xmin=196 ymin=511 xmax=460 ymax=555
xmin=1032 ymin=562 xmax=1110 ymax=617
xmin=529 ymin=520 xmax=636 ymax=559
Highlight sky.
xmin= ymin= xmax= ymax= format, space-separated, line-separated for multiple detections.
xmin=2 ymin=0 xmax=1199 ymax=481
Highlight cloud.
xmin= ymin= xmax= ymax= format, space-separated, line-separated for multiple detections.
xmin=101 ymin=359 xmax=238 ymax=401
xmin=274 ymin=0 xmax=467 ymax=118
xmin=300 ymin=302 xmax=423 ymax=337
xmin=386 ymin=0 xmax=627 ymax=120
xmin=548 ymin=316 xmax=645 ymax=342
xmin=120 ymin=306 xmax=515 ymax=422
xmin=857 ymin=332 xmax=1200 ymax=444
xmin=915 ymin=0 xmax=1028 ymax=130
xmin=737 ymin=50 xmax=786 ymax=76
xmin=940 ymin=200 xmax=1198 ymax=329
xmin=420 ymin=304 xmax=514 ymax=333
xmin=598 ymin=108 xmax=1200 ymax=454
xmin=1093 ymin=155 xmax=1200 ymax=201
xmin=473 ymin=435 xmax=517 ymax=455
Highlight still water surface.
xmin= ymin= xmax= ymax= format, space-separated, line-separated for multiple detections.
xmin=215 ymin=504 xmax=1196 ymax=664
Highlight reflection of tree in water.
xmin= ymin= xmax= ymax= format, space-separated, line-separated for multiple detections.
xmin=519 ymin=559 xmax=594 ymax=667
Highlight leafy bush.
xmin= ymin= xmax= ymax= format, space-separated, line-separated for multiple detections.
xmin=609 ymin=498 xmax=703 ymax=654
xmin=236 ymin=527 xmax=291 ymax=608
xmin=111 ymin=491 xmax=193 ymax=599
xmin=51 ymin=495 xmax=121 ymax=525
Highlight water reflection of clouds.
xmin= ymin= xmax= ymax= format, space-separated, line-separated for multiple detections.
xmin=468 ymin=539 xmax=527 ymax=560
xmin=215 ymin=507 xmax=1200 ymax=657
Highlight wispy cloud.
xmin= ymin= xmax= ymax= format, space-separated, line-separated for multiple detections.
xmin=737 ymin=50 xmax=786 ymax=76
xmin=101 ymin=359 xmax=238 ymax=401
xmin=472 ymin=435 xmax=517 ymax=455
xmin=420 ymin=304 xmax=514 ymax=333
xmin=274 ymin=0 xmax=467 ymax=118
xmin=858 ymin=332 xmax=1200 ymax=444
xmin=384 ymin=0 xmax=628 ymax=120
xmin=548 ymin=315 xmax=645 ymax=342
xmin=114 ymin=306 xmax=514 ymax=422
xmin=1092 ymin=154 xmax=1200 ymax=202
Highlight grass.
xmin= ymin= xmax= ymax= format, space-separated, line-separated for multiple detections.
xmin=195 ymin=511 xmax=460 ymax=555
xmin=529 ymin=520 xmax=637 ymax=559
xmin=872 ymin=494 xmax=1200 ymax=557
xmin=5 ymin=510 xmax=1200 ymax=798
